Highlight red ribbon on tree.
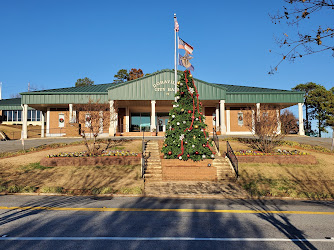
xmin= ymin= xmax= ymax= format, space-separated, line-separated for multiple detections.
xmin=177 ymin=139 xmax=184 ymax=158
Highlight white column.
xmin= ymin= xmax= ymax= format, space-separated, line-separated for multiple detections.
xmin=226 ymin=107 xmax=230 ymax=133
xmin=256 ymin=103 xmax=260 ymax=121
xmin=276 ymin=109 xmax=281 ymax=134
xmin=109 ymin=100 xmax=116 ymax=136
xmin=41 ymin=111 xmax=45 ymax=138
xmin=252 ymin=110 xmax=255 ymax=134
xmin=220 ymin=100 xmax=226 ymax=134
xmin=215 ymin=104 xmax=220 ymax=130
xmin=125 ymin=106 xmax=130 ymax=132
xmin=22 ymin=104 xmax=28 ymax=139
xmin=151 ymin=100 xmax=156 ymax=132
xmin=298 ymin=103 xmax=305 ymax=135
xmin=69 ymin=104 xmax=73 ymax=123
xmin=46 ymin=107 xmax=50 ymax=136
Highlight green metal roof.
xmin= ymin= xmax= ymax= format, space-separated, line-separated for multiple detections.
xmin=215 ymin=83 xmax=292 ymax=93
xmin=0 ymin=98 xmax=34 ymax=110
xmin=0 ymin=98 xmax=22 ymax=110
xmin=20 ymin=82 xmax=117 ymax=95
xmin=15 ymin=69 xmax=303 ymax=105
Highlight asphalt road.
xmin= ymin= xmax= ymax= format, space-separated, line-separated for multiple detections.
xmin=0 ymin=196 xmax=333 ymax=249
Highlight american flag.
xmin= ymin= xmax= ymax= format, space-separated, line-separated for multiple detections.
xmin=174 ymin=17 xmax=179 ymax=32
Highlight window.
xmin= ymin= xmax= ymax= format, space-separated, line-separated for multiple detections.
xmin=17 ymin=111 xmax=22 ymax=121
xmin=131 ymin=113 xmax=150 ymax=132
xmin=27 ymin=110 xmax=32 ymax=121
xmin=85 ymin=114 xmax=91 ymax=128
xmin=238 ymin=112 xmax=243 ymax=126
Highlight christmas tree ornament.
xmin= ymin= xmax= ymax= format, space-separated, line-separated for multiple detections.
xmin=189 ymin=74 xmax=192 ymax=77
xmin=202 ymin=144 xmax=206 ymax=147
xmin=165 ymin=144 xmax=167 ymax=147
xmin=187 ymin=154 xmax=190 ymax=157
xmin=188 ymin=110 xmax=192 ymax=114
xmin=177 ymin=81 xmax=180 ymax=85
xmin=179 ymin=156 xmax=182 ymax=160
xmin=183 ymin=121 xmax=186 ymax=124
xmin=194 ymin=125 xmax=199 ymax=129
xmin=195 ymin=151 xmax=199 ymax=154
xmin=181 ymin=91 xmax=184 ymax=95
xmin=192 ymin=145 xmax=195 ymax=148
xmin=168 ymin=151 xmax=172 ymax=155
xmin=202 ymin=155 xmax=206 ymax=158
xmin=172 ymin=115 xmax=175 ymax=118
xmin=193 ymin=135 xmax=196 ymax=139
xmin=184 ymin=141 xmax=188 ymax=144
xmin=181 ymin=108 xmax=184 ymax=112
xmin=200 ymin=112 xmax=203 ymax=115
xmin=211 ymin=154 xmax=215 ymax=158
xmin=196 ymin=118 xmax=199 ymax=121
xmin=177 ymin=122 xmax=180 ymax=126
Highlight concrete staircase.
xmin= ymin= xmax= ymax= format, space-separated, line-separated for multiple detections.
xmin=143 ymin=141 xmax=163 ymax=182
xmin=213 ymin=155 xmax=237 ymax=181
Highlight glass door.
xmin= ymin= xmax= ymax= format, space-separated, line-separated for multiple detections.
xmin=157 ymin=117 xmax=169 ymax=132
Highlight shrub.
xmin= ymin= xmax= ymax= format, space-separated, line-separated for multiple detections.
xmin=40 ymin=186 xmax=63 ymax=193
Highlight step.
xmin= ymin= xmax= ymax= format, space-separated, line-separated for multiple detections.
xmin=145 ymin=170 xmax=162 ymax=174
xmin=147 ymin=162 xmax=161 ymax=165
xmin=144 ymin=174 xmax=162 ymax=179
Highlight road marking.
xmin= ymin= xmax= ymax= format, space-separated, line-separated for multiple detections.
xmin=0 ymin=237 xmax=333 ymax=242
xmin=0 ymin=206 xmax=334 ymax=215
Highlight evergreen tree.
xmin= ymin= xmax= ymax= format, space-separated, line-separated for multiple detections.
xmin=162 ymin=70 xmax=215 ymax=161
xmin=75 ymin=77 xmax=94 ymax=87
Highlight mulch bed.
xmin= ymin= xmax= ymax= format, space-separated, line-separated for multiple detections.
xmin=236 ymin=154 xmax=317 ymax=164
xmin=40 ymin=155 xmax=141 ymax=167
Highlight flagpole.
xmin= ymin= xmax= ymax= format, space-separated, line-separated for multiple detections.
xmin=174 ymin=13 xmax=177 ymax=102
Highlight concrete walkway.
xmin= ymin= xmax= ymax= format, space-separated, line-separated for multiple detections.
xmin=0 ymin=135 xmax=332 ymax=154
xmin=0 ymin=137 xmax=83 ymax=153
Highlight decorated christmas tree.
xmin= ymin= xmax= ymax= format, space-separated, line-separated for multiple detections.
xmin=162 ymin=70 xmax=215 ymax=161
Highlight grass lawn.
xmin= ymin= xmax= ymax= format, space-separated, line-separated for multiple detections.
xmin=0 ymin=124 xmax=42 ymax=139
xmin=0 ymin=139 xmax=144 ymax=195
xmin=219 ymin=139 xmax=334 ymax=199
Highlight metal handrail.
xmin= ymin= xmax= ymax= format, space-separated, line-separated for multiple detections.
xmin=141 ymin=133 xmax=147 ymax=178
xmin=213 ymin=128 xmax=219 ymax=152
xmin=226 ymin=141 xmax=238 ymax=178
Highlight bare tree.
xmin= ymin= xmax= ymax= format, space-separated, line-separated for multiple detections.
xmin=280 ymin=109 xmax=299 ymax=134
xmin=73 ymin=100 xmax=110 ymax=155
xmin=244 ymin=105 xmax=284 ymax=153
xmin=269 ymin=0 xmax=334 ymax=74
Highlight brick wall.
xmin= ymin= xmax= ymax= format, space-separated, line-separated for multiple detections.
xmin=205 ymin=107 xmax=216 ymax=134
xmin=49 ymin=111 xmax=68 ymax=134
xmin=230 ymin=109 xmax=251 ymax=132
xmin=163 ymin=166 xmax=217 ymax=181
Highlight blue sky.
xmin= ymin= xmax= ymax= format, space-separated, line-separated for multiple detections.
xmin=1 ymin=0 xmax=333 ymax=136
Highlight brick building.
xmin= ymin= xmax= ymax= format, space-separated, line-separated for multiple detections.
xmin=0 ymin=69 xmax=305 ymax=138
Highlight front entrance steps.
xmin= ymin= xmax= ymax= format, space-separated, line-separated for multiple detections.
xmin=143 ymin=141 xmax=162 ymax=183
xmin=212 ymin=155 xmax=237 ymax=181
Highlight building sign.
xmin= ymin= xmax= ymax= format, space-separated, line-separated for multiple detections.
xmin=152 ymin=80 xmax=175 ymax=93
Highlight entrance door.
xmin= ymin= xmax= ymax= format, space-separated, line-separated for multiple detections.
xmin=157 ymin=117 xmax=169 ymax=132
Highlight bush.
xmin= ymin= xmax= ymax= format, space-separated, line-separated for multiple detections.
xmin=40 ymin=186 xmax=63 ymax=193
